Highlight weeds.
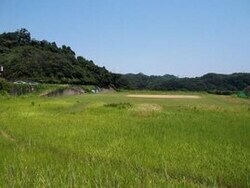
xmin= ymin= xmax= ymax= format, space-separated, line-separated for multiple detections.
xmin=104 ymin=102 xmax=132 ymax=109
xmin=0 ymin=93 xmax=249 ymax=187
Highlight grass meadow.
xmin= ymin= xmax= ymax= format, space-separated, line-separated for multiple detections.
xmin=0 ymin=92 xmax=250 ymax=187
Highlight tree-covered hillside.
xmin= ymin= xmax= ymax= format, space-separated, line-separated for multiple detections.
xmin=0 ymin=29 xmax=249 ymax=92
xmin=120 ymin=73 xmax=250 ymax=92
xmin=0 ymin=28 xmax=116 ymax=87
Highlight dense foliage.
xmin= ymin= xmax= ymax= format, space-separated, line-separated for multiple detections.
xmin=243 ymin=86 xmax=250 ymax=97
xmin=0 ymin=29 xmax=249 ymax=92
xmin=119 ymin=73 xmax=250 ymax=92
xmin=0 ymin=78 xmax=10 ymax=91
xmin=0 ymin=29 xmax=115 ymax=87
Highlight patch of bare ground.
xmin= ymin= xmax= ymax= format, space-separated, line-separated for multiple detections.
xmin=127 ymin=94 xmax=201 ymax=99
xmin=0 ymin=129 xmax=16 ymax=142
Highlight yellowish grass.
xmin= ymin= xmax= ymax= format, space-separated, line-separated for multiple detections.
xmin=130 ymin=103 xmax=162 ymax=117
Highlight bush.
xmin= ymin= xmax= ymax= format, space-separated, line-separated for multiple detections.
xmin=237 ymin=91 xmax=247 ymax=98
xmin=207 ymin=90 xmax=234 ymax=95
xmin=243 ymin=86 xmax=250 ymax=97
xmin=104 ymin=102 xmax=132 ymax=109
xmin=0 ymin=78 xmax=11 ymax=91
xmin=10 ymin=84 xmax=33 ymax=95
xmin=237 ymin=86 xmax=250 ymax=99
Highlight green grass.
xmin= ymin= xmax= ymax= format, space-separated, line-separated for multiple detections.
xmin=0 ymin=92 xmax=250 ymax=187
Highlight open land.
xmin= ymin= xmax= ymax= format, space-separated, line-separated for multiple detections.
xmin=127 ymin=94 xmax=201 ymax=99
xmin=0 ymin=92 xmax=250 ymax=187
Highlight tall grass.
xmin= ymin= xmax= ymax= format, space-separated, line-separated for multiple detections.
xmin=0 ymin=92 xmax=249 ymax=187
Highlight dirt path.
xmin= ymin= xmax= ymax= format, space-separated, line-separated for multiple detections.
xmin=127 ymin=94 xmax=201 ymax=99
xmin=0 ymin=129 xmax=16 ymax=142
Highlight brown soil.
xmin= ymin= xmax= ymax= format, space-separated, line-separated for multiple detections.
xmin=127 ymin=94 xmax=201 ymax=99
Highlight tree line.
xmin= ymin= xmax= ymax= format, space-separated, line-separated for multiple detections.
xmin=0 ymin=29 xmax=249 ymax=93
xmin=0 ymin=28 xmax=117 ymax=87
xmin=118 ymin=73 xmax=250 ymax=93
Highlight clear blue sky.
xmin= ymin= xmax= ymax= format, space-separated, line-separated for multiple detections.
xmin=1 ymin=0 xmax=250 ymax=77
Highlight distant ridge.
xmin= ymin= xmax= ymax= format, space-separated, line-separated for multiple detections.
xmin=0 ymin=28 xmax=249 ymax=92
xmin=120 ymin=72 xmax=250 ymax=91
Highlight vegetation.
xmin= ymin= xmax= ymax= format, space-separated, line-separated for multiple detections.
xmin=119 ymin=72 xmax=250 ymax=92
xmin=0 ymin=92 xmax=250 ymax=187
xmin=104 ymin=102 xmax=133 ymax=109
xmin=0 ymin=28 xmax=116 ymax=87
xmin=0 ymin=78 xmax=10 ymax=93
xmin=243 ymin=86 xmax=250 ymax=97
xmin=1 ymin=27 xmax=249 ymax=188
xmin=1 ymin=29 xmax=249 ymax=93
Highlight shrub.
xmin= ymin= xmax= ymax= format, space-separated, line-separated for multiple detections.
xmin=207 ymin=90 xmax=234 ymax=95
xmin=104 ymin=102 xmax=132 ymax=109
xmin=243 ymin=86 xmax=250 ymax=97
xmin=10 ymin=84 xmax=33 ymax=95
xmin=0 ymin=78 xmax=11 ymax=91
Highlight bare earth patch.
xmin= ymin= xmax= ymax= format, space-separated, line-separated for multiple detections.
xmin=127 ymin=94 xmax=201 ymax=99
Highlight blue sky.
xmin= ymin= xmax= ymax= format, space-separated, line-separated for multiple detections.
xmin=1 ymin=0 xmax=250 ymax=77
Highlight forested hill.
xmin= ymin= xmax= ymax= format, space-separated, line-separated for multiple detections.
xmin=0 ymin=29 xmax=249 ymax=92
xmin=120 ymin=73 xmax=250 ymax=92
xmin=0 ymin=28 xmax=118 ymax=87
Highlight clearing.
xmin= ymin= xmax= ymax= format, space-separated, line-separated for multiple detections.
xmin=127 ymin=94 xmax=201 ymax=99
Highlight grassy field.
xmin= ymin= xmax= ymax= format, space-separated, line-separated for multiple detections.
xmin=0 ymin=92 xmax=250 ymax=187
